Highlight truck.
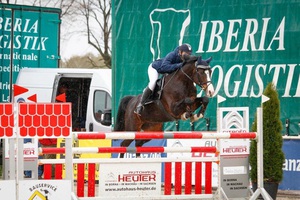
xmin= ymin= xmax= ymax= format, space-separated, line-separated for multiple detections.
xmin=0 ymin=3 xmax=61 ymax=103
xmin=0 ymin=3 xmax=61 ymax=172
xmin=14 ymin=68 xmax=112 ymax=132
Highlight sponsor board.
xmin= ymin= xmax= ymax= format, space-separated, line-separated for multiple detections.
xmin=219 ymin=107 xmax=250 ymax=198
xmin=5 ymin=141 xmax=38 ymax=159
xmin=280 ymin=138 xmax=300 ymax=190
xmin=167 ymin=138 xmax=218 ymax=187
xmin=0 ymin=180 xmax=16 ymax=199
xmin=18 ymin=180 xmax=71 ymax=200
xmin=57 ymin=138 xmax=111 ymax=180
xmin=99 ymin=163 xmax=161 ymax=197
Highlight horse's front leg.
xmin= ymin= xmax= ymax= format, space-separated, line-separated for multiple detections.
xmin=190 ymin=96 xmax=209 ymax=122
xmin=173 ymin=97 xmax=195 ymax=120
xmin=171 ymin=98 xmax=190 ymax=120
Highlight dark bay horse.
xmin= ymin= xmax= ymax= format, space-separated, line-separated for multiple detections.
xmin=115 ymin=56 xmax=214 ymax=157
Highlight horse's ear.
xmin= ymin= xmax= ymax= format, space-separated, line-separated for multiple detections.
xmin=205 ymin=57 xmax=212 ymax=64
xmin=196 ymin=56 xmax=202 ymax=65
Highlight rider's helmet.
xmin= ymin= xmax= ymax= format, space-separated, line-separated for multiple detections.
xmin=179 ymin=43 xmax=192 ymax=55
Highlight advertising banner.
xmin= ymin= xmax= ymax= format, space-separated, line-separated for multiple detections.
xmin=279 ymin=138 xmax=300 ymax=190
xmin=167 ymin=138 xmax=218 ymax=187
xmin=0 ymin=180 xmax=16 ymax=199
xmin=0 ymin=4 xmax=61 ymax=102
xmin=18 ymin=180 xmax=71 ymax=200
xmin=57 ymin=138 xmax=111 ymax=180
xmin=112 ymin=0 xmax=300 ymax=135
xmin=99 ymin=163 xmax=161 ymax=197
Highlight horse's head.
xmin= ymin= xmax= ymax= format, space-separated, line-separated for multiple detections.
xmin=182 ymin=56 xmax=214 ymax=97
xmin=194 ymin=56 xmax=214 ymax=97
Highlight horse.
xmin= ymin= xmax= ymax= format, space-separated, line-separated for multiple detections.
xmin=115 ymin=56 xmax=215 ymax=158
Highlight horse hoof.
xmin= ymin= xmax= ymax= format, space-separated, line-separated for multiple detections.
xmin=181 ymin=113 xmax=188 ymax=120
xmin=198 ymin=113 xmax=204 ymax=118
xmin=191 ymin=113 xmax=204 ymax=122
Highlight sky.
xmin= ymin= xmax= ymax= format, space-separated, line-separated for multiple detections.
xmin=59 ymin=13 xmax=99 ymax=61
xmin=60 ymin=32 xmax=98 ymax=61
xmin=18 ymin=0 xmax=99 ymax=61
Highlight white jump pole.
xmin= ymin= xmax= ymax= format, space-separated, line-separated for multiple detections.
xmin=250 ymin=106 xmax=272 ymax=200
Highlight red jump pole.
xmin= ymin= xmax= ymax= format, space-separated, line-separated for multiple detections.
xmin=75 ymin=131 xmax=257 ymax=140
xmin=77 ymin=163 xmax=85 ymax=197
xmin=164 ymin=162 xmax=172 ymax=195
xmin=88 ymin=163 xmax=96 ymax=197
xmin=205 ymin=162 xmax=212 ymax=194
xmin=40 ymin=146 xmax=217 ymax=154
xmin=174 ymin=162 xmax=182 ymax=195
xmin=195 ymin=162 xmax=202 ymax=194
xmin=184 ymin=162 xmax=192 ymax=194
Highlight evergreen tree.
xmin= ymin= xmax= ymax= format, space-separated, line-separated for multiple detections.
xmin=249 ymin=82 xmax=284 ymax=183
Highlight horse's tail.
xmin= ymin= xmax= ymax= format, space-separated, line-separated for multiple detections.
xmin=114 ymin=96 xmax=134 ymax=131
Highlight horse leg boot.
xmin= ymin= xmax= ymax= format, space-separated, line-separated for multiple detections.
xmin=134 ymin=87 xmax=152 ymax=115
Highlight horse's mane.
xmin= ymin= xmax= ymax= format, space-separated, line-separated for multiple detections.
xmin=184 ymin=55 xmax=212 ymax=67
xmin=184 ymin=55 xmax=198 ymax=64
xmin=184 ymin=56 xmax=198 ymax=65
xmin=188 ymin=55 xmax=198 ymax=62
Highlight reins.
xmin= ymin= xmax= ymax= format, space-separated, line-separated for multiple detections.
xmin=161 ymin=61 xmax=212 ymax=91
xmin=162 ymin=69 xmax=179 ymax=88
xmin=180 ymin=64 xmax=212 ymax=90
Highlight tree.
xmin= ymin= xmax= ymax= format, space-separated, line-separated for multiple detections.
xmin=60 ymin=53 xmax=107 ymax=68
xmin=249 ymin=82 xmax=285 ymax=198
xmin=76 ymin=0 xmax=111 ymax=67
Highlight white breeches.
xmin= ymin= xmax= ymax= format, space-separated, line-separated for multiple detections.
xmin=147 ymin=64 xmax=159 ymax=91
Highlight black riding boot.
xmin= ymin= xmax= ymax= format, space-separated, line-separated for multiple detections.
xmin=135 ymin=87 xmax=152 ymax=115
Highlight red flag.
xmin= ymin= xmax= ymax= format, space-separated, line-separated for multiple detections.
xmin=13 ymin=84 xmax=28 ymax=97
xmin=56 ymin=93 xmax=66 ymax=102
xmin=27 ymin=94 xmax=37 ymax=103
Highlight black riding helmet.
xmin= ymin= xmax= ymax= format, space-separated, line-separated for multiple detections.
xmin=179 ymin=43 xmax=192 ymax=55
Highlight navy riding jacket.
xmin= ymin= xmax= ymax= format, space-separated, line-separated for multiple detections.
xmin=151 ymin=47 xmax=183 ymax=74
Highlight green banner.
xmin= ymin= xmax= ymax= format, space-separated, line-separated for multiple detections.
xmin=112 ymin=0 xmax=300 ymax=135
xmin=0 ymin=4 xmax=61 ymax=102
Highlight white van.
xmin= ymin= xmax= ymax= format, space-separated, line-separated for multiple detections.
xmin=15 ymin=68 xmax=112 ymax=132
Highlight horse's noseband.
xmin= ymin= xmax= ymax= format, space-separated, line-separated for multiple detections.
xmin=196 ymin=64 xmax=210 ymax=70
xmin=195 ymin=64 xmax=212 ymax=89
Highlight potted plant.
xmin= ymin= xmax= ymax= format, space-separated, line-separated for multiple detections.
xmin=249 ymin=82 xmax=285 ymax=200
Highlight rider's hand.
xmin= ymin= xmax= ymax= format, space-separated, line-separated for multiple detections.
xmin=181 ymin=61 xmax=186 ymax=67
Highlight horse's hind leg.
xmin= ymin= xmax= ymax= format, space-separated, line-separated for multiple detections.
xmin=135 ymin=123 xmax=163 ymax=157
xmin=135 ymin=139 xmax=151 ymax=158
xmin=120 ymin=139 xmax=134 ymax=158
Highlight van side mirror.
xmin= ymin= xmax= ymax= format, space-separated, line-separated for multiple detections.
xmin=101 ymin=109 xmax=112 ymax=126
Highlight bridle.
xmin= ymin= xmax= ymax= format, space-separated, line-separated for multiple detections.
xmin=180 ymin=62 xmax=212 ymax=90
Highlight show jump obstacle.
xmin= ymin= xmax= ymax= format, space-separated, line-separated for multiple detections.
xmin=0 ymin=99 xmax=272 ymax=199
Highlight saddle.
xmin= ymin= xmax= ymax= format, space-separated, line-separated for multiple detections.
xmin=144 ymin=75 xmax=176 ymax=121
xmin=145 ymin=76 xmax=165 ymax=104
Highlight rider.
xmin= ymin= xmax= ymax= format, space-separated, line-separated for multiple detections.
xmin=135 ymin=43 xmax=192 ymax=115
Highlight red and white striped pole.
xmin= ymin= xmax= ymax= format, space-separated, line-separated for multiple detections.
xmin=74 ymin=131 xmax=257 ymax=140
xmin=40 ymin=146 xmax=217 ymax=154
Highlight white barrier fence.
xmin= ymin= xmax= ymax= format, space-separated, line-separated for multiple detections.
xmin=0 ymin=103 xmax=271 ymax=200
